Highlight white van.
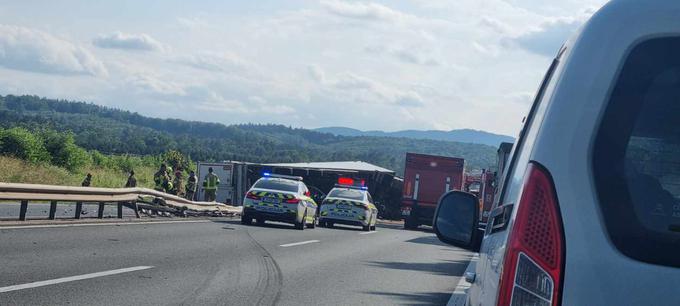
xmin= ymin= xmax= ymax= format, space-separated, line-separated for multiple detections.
xmin=433 ymin=1 xmax=680 ymax=305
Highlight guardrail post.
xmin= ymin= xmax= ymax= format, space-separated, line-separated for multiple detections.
xmin=117 ymin=202 xmax=123 ymax=219
xmin=75 ymin=202 xmax=82 ymax=219
xmin=98 ymin=202 xmax=105 ymax=219
xmin=19 ymin=200 xmax=28 ymax=221
xmin=49 ymin=201 xmax=57 ymax=220
xmin=132 ymin=201 xmax=140 ymax=218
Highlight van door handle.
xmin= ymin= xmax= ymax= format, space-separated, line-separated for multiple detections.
xmin=464 ymin=272 xmax=476 ymax=283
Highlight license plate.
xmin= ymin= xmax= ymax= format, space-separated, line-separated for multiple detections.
xmin=401 ymin=210 xmax=410 ymax=216
xmin=262 ymin=197 xmax=280 ymax=204
xmin=331 ymin=212 xmax=353 ymax=218
xmin=258 ymin=206 xmax=284 ymax=213
xmin=336 ymin=204 xmax=350 ymax=209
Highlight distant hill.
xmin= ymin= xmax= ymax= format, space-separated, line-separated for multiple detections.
xmin=315 ymin=127 xmax=514 ymax=147
xmin=0 ymin=95 xmax=500 ymax=175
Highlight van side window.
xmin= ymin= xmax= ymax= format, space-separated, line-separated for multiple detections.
xmin=593 ymin=37 xmax=680 ymax=267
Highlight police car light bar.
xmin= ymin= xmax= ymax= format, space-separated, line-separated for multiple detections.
xmin=262 ymin=173 xmax=303 ymax=181
xmin=334 ymin=184 xmax=368 ymax=190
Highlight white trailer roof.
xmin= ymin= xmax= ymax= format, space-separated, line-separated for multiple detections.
xmin=264 ymin=161 xmax=395 ymax=174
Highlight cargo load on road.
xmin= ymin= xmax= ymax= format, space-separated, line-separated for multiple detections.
xmin=401 ymin=153 xmax=465 ymax=229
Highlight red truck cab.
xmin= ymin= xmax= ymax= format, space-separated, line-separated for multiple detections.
xmin=401 ymin=153 xmax=464 ymax=229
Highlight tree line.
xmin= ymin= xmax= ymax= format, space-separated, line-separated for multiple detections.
xmin=0 ymin=95 xmax=499 ymax=175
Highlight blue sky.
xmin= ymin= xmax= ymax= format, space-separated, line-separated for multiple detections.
xmin=0 ymin=0 xmax=607 ymax=135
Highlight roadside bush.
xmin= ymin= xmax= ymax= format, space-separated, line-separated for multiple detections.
xmin=41 ymin=130 xmax=91 ymax=171
xmin=0 ymin=127 xmax=50 ymax=163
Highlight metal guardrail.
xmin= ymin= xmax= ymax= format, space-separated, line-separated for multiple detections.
xmin=0 ymin=182 xmax=242 ymax=221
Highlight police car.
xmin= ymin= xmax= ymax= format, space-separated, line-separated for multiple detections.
xmin=319 ymin=178 xmax=378 ymax=231
xmin=241 ymin=173 xmax=317 ymax=230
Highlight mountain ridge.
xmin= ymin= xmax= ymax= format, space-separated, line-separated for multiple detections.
xmin=314 ymin=126 xmax=514 ymax=147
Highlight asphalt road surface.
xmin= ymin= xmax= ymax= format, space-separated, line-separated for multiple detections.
xmin=0 ymin=219 xmax=473 ymax=306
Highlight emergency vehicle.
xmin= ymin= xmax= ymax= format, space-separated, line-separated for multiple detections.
xmin=241 ymin=173 xmax=317 ymax=230
xmin=319 ymin=178 xmax=378 ymax=231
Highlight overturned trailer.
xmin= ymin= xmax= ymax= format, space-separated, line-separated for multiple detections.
xmin=196 ymin=161 xmax=403 ymax=218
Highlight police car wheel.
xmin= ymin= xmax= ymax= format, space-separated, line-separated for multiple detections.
xmin=370 ymin=225 xmax=376 ymax=231
xmin=241 ymin=215 xmax=252 ymax=225
xmin=362 ymin=224 xmax=370 ymax=231
xmin=327 ymin=222 xmax=334 ymax=228
xmin=295 ymin=215 xmax=305 ymax=230
xmin=306 ymin=217 xmax=316 ymax=229
xmin=256 ymin=218 xmax=265 ymax=225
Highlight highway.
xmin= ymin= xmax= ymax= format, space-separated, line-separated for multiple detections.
xmin=0 ymin=218 xmax=472 ymax=306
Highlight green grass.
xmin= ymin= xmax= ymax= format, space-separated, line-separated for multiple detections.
xmin=0 ymin=156 xmax=157 ymax=188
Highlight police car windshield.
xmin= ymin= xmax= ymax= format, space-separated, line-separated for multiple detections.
xmin=328 ymin=189 xmax=365 ymax=201
xmin=253 ymin=178 xmax=299 ymax=192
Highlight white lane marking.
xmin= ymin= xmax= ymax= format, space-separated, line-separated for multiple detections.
xmin=447 ymin=253 xmax=479 ymax=306
xmin=279 ymin=240 xmax=319 ymax=247
xmin=359 ymin=231 xmax=377 ymax=235
xmin=0 ymin=220 xmax=210 ymax=230
xmin=0 ymin=266 xmax=154 ymax=293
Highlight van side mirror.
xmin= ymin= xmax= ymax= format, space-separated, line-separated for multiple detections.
xmin=433 ymin=191 xmax=483 ymax=252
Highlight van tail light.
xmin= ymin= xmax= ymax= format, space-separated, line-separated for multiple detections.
xmin=246 ymin=192 xmax=260 ymax=200
xmin=497 ymin=162 xmax=564 ymax=306
xmin=285 ymin=198 xmax=300 ymax=204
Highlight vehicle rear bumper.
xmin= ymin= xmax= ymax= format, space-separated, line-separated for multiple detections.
xmin=403 ymin=205 xmax=436 ymax=225
xmin=243 ymin=207 xmax=298 ymax=224
xmin=320 ymin=217 xmax=366 ymax=227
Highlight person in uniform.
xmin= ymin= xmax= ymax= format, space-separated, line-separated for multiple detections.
xmin=173 ymin=169 xmax=184 ymax=197
xmin=81 ymin=173 xmax=92 ymax=187
xmin=185 ymin=171 xmax=197 ymax=201
xmin=203 ymin=167 xmax=220 ymax=202
xmin=154 ymin=164 xmax=171 ymax=193
xmin=125 ymin=170 xmax=137 ymax=188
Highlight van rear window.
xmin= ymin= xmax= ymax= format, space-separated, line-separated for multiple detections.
xmin=594 ymin=37 xmax=680 ymax=267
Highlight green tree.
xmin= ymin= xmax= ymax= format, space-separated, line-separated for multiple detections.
xmin=0 ymin=127 xmax=50 ymax=163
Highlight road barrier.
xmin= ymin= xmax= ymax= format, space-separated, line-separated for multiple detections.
xmin=0 ymin=182 xmax=242 ymax=221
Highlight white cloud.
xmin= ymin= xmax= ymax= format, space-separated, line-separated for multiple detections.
xmin=307 ymin=64 xmax=326 ymax=83
xmin=174 ymin=51 xmax=254 ymax=74
xmin=320 ymin=0 xmax=411 ymax=23
xmin=512 ymin=10 xmax=594 ymax=56
xmin=366 ymin=45 xmax=441 ymax=66
xmin=125 ymin=73 xmax=186 ymax=96
xmin=0 ymin=24 xmax=107 ymax=77
xmin=93 ymin=32 xmax=165 ymax=51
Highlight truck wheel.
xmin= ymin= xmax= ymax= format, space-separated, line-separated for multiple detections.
xmin=404 ymin=218 xmax=418 ymax=230
xmin=241 ymin=214 xmax=252 ymax=225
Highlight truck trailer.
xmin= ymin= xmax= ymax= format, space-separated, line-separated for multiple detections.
xmin=400 ymin=153 xmax=465 ymax=229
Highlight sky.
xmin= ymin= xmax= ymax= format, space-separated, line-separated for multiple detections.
xmin=0 ymin=0 xmax=608 ymax=136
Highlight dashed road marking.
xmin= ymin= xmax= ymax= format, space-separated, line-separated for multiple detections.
xmin=279 ymin=240 xmax=319 ymax=247
xmin=359 ymin=231 xmax=377 ymax=235
xmin=0 ymin=266 xmax=154 ymax=293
